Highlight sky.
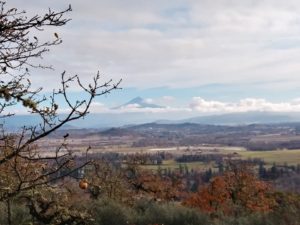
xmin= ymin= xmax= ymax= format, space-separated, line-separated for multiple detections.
xmin=7 ymin=0 xmax=300 ymax=115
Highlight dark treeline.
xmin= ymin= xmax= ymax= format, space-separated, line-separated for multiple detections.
xmin=247 ymin=140 xmax=300 ymax=151
xmin=176 ymin=153 xmax=225 ymax=163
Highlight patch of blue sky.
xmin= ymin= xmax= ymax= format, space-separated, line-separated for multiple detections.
xmin=142 ymin=5 xmax=192 ymax=32
xmin=161 ymin=5 xmax=190 ymax=21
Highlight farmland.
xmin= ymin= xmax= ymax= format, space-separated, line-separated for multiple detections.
xmin=37 ymin=122 xmax=300 ymax=170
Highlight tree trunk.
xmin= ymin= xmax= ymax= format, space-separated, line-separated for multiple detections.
xmin=7 ymin=198 xmax=12 ymax=225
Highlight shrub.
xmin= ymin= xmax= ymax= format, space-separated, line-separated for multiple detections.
xmin=90 ymin=198 xmax=210 ymax=225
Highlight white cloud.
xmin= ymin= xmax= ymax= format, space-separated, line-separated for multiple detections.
xmin=85 ymin=102 xmax=109 ymax=113
xmin=190 ymin=97 xmax=300 ymax=113
xmin=5 ymin=0 xmax=300 ymax=93
xmin=190 ymin=97 xmax=228 ymax=113
xmin=57 ymin=101 xmax=109 ymax=114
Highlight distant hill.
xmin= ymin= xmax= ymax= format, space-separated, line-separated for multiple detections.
xmin=95 ymin=121 xmax=300 ymax=151
xmin=126 ymin=122 xmax=281 ymax=133
xmin=98 ymin=127 xmax=138 ymax=136
xmin=156 ymin=111 xmax=300 ymax=125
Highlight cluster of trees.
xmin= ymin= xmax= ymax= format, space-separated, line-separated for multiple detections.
xmin=1 ymin=158 xmax=300 ymax=225
xmin=259 ymin=162 xmax=300 ymax=180
xmin=184 ymin=164 xmax=276 ymax=215
xmin=84 ymin=151 xmax=300 ymax=194
xmin=175 ymin=153 xmax=224 ymax=163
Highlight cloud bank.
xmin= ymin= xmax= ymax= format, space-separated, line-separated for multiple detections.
xmin=80 ymin=98 xmax=300 ymax=114
xmin=190 ymin=97 xmax=300 ymax=113
xmin=6 ymin=0 xmax=300 ymax=94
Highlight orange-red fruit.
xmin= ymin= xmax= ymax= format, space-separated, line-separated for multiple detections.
xmin=79 ymin=179 xmax=88 ymax=190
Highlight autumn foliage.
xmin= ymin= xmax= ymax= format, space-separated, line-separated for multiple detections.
xmin=126 ymin=165 xmax=186 ymax=202
xmin=184 ymin=164 xmax=276 ymax=215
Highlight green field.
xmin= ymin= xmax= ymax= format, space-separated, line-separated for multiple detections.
xmin=141 ymin=148 xmax=300 ymax=171
xmin=238 ymin=149 xmax=300 ymax=165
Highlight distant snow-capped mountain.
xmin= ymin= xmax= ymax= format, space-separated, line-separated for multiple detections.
xmin=113 ymin=97 xmax=164 ymax=109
